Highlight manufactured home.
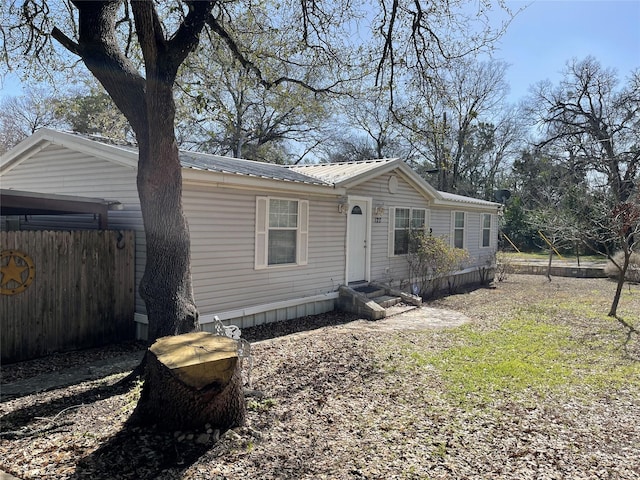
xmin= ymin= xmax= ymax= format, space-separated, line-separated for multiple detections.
xmin=1 ymin=129 xmax=500 ymax=338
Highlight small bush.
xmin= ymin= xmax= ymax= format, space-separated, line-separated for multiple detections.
xmin=475 ymin=253 xmax=497 ymax=286
xmin=495 ymin=251 xmax=513 ymax=282
xmin=604 ymin=251 xmax=640 ymax=282
xmin=406 ymin=232 xmax=470 ymax=297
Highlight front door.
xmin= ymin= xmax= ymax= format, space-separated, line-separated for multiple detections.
xmin=347 ymin=199 xmax=369 ymax=283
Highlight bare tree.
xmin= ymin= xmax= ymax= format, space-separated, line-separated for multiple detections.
xmin=326 ymin=83 xmax=410 ymax=162
xmin=175 ymin=22 xmax=332 ymax=163
xmin=0 ymin=87 xmax=64 ymax=153
xmin=527 ymin=57 xmax=640 ymax=203
xmin=399 ymin=58 xmax=515 ymax=193
xmin=583 ymin=192 xmax=640 ymax=318
xmin=527 ymin=179 xmax=639 ymax=317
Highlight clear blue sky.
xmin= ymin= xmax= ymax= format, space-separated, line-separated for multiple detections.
xmin=489 ymin=0 xmax=640 ymax=103
xmin=2 ymin=0 xmax=639 ymax=102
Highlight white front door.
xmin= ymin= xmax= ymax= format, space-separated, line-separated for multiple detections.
xmin=347 ymin=199 xmax=369 ymax=283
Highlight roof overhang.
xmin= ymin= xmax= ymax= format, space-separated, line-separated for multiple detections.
xmin=1 ymin=129 xmax=502 ymax=211
xmin=332 ymin=159 xmax=442 ymax=202
xmin=0 ymin=189 xmax=123 ymax=229
xmin=182 ymin=168 xmax=347 ymax=197
xmin=432 ymin=191 xmax=502 ymax=212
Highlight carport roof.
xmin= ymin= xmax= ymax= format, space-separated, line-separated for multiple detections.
xmin=0 ymin=189 xmax=123 ymax=229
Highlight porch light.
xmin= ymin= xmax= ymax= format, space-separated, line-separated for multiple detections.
xmin=374 ymin=204 xmax=385 ymax=216
xmin=338 ymin=198 xmax=348 ymax=214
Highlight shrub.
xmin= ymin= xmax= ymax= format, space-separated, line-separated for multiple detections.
xmin=495 ymin=251 xmax=513 ymax=282
xmin=604 ymin=251 xmax=640 ymax=282
xmin=477 ymin=253 xmax=496 ymax=286
xmin=406 ymin=232 xmax=470 ymax=298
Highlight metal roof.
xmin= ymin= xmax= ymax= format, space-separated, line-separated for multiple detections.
xmin=179 ymin=151 xmax=329 ymax=185
xmin=286 ymin=159 xmax=397 ymax=185
xmin=3 ymin=130 xmax=500 ymax=208
xmin=438 ymin=191 xmax=500 ymax=207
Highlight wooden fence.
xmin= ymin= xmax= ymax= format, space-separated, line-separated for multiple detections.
xmin=1 ymin=230 xmax=135 ymax=363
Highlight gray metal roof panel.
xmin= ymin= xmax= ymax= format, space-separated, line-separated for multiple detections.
xmin=24 ymin=131 xmax=328 ymax=185
xmin=286 ymin=159 xmax=397 ymax=185
xmin=438 ymin=191 xmax=501 ymax=207
xmin=179 ymin=151 xmax=329 ymax=185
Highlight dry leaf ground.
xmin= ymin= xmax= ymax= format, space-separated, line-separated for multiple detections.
xmin=1 ymin=274 xmax=639 ymax=480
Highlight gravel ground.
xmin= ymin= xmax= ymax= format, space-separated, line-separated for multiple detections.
xmin=1 ymin=274 xmax=638 ymax=480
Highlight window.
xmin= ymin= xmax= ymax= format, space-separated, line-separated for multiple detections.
xmin=255 ymin=197 xmax=308 ymax=268
xmin=481 ymin=213 xmax=492 ymax=248
xmin=268 ymin=199 xmax=298 ymax=264
xmin=452 ymin=211 xmax=465 ymax=249
xmin=390 ymin=207 xmax=427 ymax=256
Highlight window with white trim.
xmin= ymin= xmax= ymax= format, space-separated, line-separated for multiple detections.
xmin=481 ymin=213 xmax=492 ymax=248
xmin=452 ymin=211 xmax=465 ymax=249
xmin=255 ymin=197 xmax=308 ymax=268
xmin=390 ymin=207 xmax=427 ymax=256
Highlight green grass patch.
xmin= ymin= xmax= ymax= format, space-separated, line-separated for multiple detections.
xmin=385 ymin=313 xmax=640 ymax=408
xmin=419 ymin=319 xmax=574 ymax=404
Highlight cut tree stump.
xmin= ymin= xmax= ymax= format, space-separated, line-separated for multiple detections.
xmin=134 ymin=331 xmax=246 ymax=431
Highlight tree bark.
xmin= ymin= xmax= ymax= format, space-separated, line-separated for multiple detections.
xmin=134 ymin=332 xmax=246 ymax=431
xmin=608 ymin=255 xmax=629 ymax=317
xmin=136 ymin=81 xmax=199 ymax=340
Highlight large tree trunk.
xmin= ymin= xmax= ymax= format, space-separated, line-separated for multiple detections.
xmin=136 ymin=81 xmax=199 ymax=341
xmin=134 ymin=332 xmax=246 ymax=431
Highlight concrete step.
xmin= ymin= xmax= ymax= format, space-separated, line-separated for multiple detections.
xmin=352 ymin=284 xmax=386 ymax=299
xmin=339 ymin=283 xmax=420 ymax=321
xmin=372 ymin=295 xmax=403 ymax=308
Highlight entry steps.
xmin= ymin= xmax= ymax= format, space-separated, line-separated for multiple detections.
xmin=337 ymin=282 xmax=422 ymax=320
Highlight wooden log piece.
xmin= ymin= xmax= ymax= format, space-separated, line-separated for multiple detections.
xmin=134 ymin=331 xmax=246 ymax=431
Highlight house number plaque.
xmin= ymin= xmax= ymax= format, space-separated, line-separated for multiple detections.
xmin=0 ymin=250 xmax=35 ymax=295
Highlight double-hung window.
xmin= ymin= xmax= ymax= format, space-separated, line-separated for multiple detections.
xmin=481 ymin=213 xmax=492 ymax=248
xmin=390 ymin=207 xmax=427 ymax=256
xmin=452 ymin=211 xmax=465 ymax=249
xmin=255 ymin=197 xmax=308 ymax=269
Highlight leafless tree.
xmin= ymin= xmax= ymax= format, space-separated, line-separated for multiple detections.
xmin=527 ymin=56 xmax=640 ymax=203
xmin=0 ymin=87 xmax=64 ymax=153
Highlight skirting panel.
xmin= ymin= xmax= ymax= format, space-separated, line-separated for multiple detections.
xmin=134 ymin=293 xmax=338 ymax=341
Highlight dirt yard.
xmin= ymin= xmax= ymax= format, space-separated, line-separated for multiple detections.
xmin=1 ymin=274 xmax=639 ymax=479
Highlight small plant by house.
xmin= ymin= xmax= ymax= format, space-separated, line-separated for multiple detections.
xmin=477 ymin=253 xmax=496 ymax=285
xmin=406 ymin=232 xmax=470 ymax=298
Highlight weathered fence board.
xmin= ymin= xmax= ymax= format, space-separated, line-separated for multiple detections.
xmin=1 ymin=230 xmax=135 ymax=363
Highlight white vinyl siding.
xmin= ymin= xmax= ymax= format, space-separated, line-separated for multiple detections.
xmin=3 ymin=134 xmax=501 ymax=327
xmin=452 ymin=211 xmax=465 ymax=249
xmin=255 ymin=197 xmax=308 ymax=269
xmin=185 ymin=186 xmax=342 ymax=316
xmin=349 ymin=174 xmax=432 ymax=284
